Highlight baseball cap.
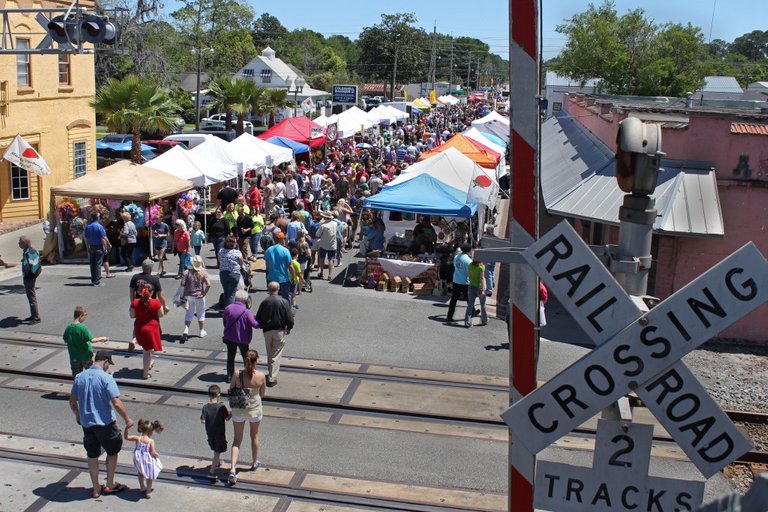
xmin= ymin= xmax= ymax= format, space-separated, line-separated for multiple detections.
xmin=94 ymin=350 xmax=115 ymax=364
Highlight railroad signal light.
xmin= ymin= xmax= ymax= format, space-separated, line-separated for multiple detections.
xmin=80 ymin=14 xmax=118 ymax=45
xmin=46 ymin=13 xmax=118 ymax=46
xmin=47 ymin=15 xmax=77 ymax=44
xmin=615 ymin=117 xmax=664 ymax=196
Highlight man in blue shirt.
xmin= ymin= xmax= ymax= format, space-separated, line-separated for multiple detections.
xmin=69 ymin=351 xmax=133 ymax=498
xmin=446 ymin=243 xmax=472 ymax=323
xmin=84 ymin=212 xmax=108 ymax=286
xmin=264 ymin=232 xmax=293 ymax=301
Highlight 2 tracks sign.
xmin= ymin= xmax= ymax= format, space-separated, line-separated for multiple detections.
xmin=501 ymin=221 xmax=768 ymax=510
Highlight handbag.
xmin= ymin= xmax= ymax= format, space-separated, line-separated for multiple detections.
xmin=172 ymin=286 xmax=187 ymax=308
xmin=228 ymin=371 xmax=249 ymax=409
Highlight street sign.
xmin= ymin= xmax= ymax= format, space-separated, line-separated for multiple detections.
xmin=331 ymin=84 xmax=358 ymax=105
xmin=519 ymin=222 xmax=753 ymax=477
xmin=503 ymin=238 xmax=768 ymax=455
xmin=535 ymin=420 xmax=705 ymax=511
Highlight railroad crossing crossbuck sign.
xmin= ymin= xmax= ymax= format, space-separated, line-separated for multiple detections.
xmin=501 ymin=221 xmax=768 ymax=510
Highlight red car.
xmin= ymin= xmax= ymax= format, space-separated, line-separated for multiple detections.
xmin=142 ymin=139 xmax=188 ymax=155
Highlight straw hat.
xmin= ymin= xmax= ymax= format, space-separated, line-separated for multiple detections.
xmin=319 ymin=210 xmax=334 ymax=219
xmin=190 ymin=255 xmax=205 ymax=272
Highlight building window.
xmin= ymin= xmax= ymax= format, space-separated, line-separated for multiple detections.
xmin=242 ymin=68 xmax=254 ymax=77
xmin=10 ymin=163 xmax=30 ymax=200
xmin=16 ymin=39 xmax=31 ymax=86
xmin=73 ymin=141 xmax=87 ymax=178
xmin=58 ymin=53 xmax=71 ymax=85
xmin=260 ymin=68 xmax=271 ymax=84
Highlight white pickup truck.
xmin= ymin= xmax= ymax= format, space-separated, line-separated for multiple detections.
xmin=201 ymin=113 xmax=253 ymax=134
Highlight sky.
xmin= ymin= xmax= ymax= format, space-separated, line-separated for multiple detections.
xmin=162 ymin=0 xmax=768 ymax=61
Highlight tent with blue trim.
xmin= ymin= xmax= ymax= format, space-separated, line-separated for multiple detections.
xmin=266 ymin=136 xmax=310 ymax=155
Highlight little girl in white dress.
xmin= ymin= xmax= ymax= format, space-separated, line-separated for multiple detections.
xmin=124 ymin=419 xmax=164 ymax=496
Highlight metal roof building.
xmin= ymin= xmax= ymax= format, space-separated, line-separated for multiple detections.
xmin=541 ymin=111 xmax=724 ymax=238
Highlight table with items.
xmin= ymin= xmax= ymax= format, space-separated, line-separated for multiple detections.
xmin=363 ymin=253 xmax=439 ymax=294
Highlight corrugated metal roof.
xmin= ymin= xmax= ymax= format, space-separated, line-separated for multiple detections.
xmin=701 ymin=76 xmax=743 ymax=94
xmin=541 ymin=112 xmax=614 ymax=207
xmin=730 ymin=122 xmax=768 ymax=135
xmin=542 ymin=114 xmax=724 ymax=237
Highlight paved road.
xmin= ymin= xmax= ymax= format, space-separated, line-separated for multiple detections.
xmin=0 ymin=226 xmax=733 ymax=509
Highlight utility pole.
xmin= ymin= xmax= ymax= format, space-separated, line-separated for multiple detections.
xmin=467 ymin=51 xmax=472 ymax=90
xmin=391 ymin=46 xmax=399 ymax=102
xmin=430 ymin=23 xmax=438 ymax=94
xmin=448 ymin=34 xmax=454 ymax=95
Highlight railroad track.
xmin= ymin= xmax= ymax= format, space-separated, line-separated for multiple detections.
xmin=1 ymin=334 xmax=767 ymax=467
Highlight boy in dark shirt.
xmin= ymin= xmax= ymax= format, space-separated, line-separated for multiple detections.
xmin=200 ymin=384 xmax=230 ymax=479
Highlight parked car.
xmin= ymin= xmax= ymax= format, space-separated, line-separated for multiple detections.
xmin=143 ymin=139 xmax=188 ymax=155
xmin=100 ymin=133 xmax=133 ymax=144
xmin=192 ymin=128 xmax=237 ymax=142
xmin=163 ymin=133 xmax=213 ymax=149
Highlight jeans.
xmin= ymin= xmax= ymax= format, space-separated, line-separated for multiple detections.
xmin=177 ymin=251 xmax=188 ymax=276
xmin=278 ymin=281 xmax=291 ymax=302
xmin=249 ymin=234 xmax=262 ymax=258
xmin=484 ymin=263 xmax=495 ymax=295
xmin=23 ymin=274 xmax=39 ymax=319
xmin=193 ymin=245 xmax=201 ymax=255
xmin=220 ymin=270 xmax=240 ymax=307
xmin=465 ymin=285 xmax=487 ymax=327
xmin=224 ymin=340 xmax=249 ymax=379
xmin=212 ymin=236 xmax=225 ymax=266
xmin=88 ymin=246 xmax=104 ymax=285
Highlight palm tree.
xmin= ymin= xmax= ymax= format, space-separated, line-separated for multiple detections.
xmin=207 ymin=77 xmax=240 ymax=132
xmin=265 ymin=88 xmax=290 ymax=127
xmin=230 ymin=80 xmax=266 ymax=136
xmin=91 ymin=75 xmax=179 ymax=164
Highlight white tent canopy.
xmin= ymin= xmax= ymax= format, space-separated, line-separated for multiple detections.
xmin=471 ymin=111 xmax=510 ymax=140
xmin=367 ymin=105 xmax=407 ymax=125
xmin=189 ymin=136 xmax=249 ymax=174
xmin=438 ymin=95 xmax=460 ymax=105
xmin=230 ymin=133 xmax=293 ymax=168
xmin=388 ymin=147 xmax=497 ymax=192
xmin=149 ymin=145 xmax=236 ymax=187
xmin=324 ymin=113 xmax=360 ymax=139
xmin=338 ymin=106 xmax=375 ymax=131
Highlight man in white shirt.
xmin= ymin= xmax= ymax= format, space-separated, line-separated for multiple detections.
xmin=285 ymin=173 xmax=299 ymax=213
xmin=316 ymin=211 xmax=338 ymax=281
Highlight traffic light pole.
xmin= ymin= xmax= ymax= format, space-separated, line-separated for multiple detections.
xmin=613 ymin=194 xmax=657 ymax=297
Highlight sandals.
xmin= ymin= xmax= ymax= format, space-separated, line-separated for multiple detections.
xmin=228 ymin=471 xmax=237 ymax=486
xmin=249 ymin=460 xmax=262 ymax=471
xmin=101 ymin=482 xmax=128 ymax=495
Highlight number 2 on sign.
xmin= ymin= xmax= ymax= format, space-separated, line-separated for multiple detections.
xmin=608 ymin=434 xmax=634 ymax=467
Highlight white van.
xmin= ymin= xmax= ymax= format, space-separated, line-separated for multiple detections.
xmin=163 ymin=133 xmax=214 ymax=149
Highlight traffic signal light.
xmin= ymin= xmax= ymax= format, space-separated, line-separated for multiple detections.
xmin=615 ymin=117 xmax=664 ymax=196
xmin=47 ymin=13 xmax=118 ymax=46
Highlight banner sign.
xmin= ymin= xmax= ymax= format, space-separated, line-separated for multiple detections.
xmin=332 ymin=85 xmax=358 ymax=105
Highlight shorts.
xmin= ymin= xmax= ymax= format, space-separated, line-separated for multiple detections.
xmin=83 ymin=422 xmax=123 ymax=458
xmin=153 ymin=239 xmax=168 ymax=251
xmin=231 ymin=414 xmax=263 ymax=423
xmin=70 ymin=360 xmax=90 ymax=377
xmin=318 ymin=248 xmax=336 ymax=260
xmin=207 ymin=434 xmax=227 ymax=453
xmin=291 ymin=283 xmax=299 ymax=294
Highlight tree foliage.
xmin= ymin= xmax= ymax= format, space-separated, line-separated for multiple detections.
xmin=91 ymin=75 xmax=179 ymax=163
xmin=357 ymin=13 xmax=431 ymax=84
xmin=554 ymin=1 xmax=707 ymax=96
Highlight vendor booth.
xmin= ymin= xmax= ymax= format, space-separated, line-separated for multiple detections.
xmin=470 ymin=110 xmax=510 ymax=140
xmin=417 ymin=133 xmax=500 ymax=170
xmin=230 ymin=132 xmax=293 ymax=168
xmin=359 ymin=148 xmax=496 ymax=295
xmin=266 ymin=136 xmax=310 ymax=156
xmin=257 ymin=116 xmax=326 ymax=149
xmin=49 ymin=160 xmax=195 ymax=262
